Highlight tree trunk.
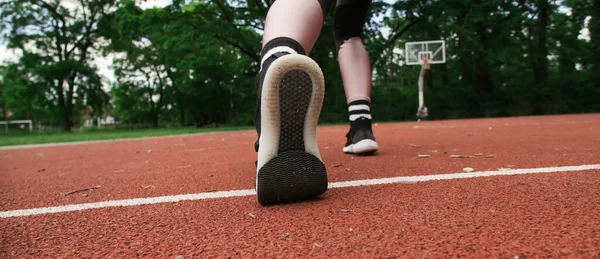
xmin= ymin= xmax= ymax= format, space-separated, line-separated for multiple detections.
xmin=533 ymin=0 xmax=550 ymax=84
xmin=457 ymin=7 xmax=472 ymax=88
xmin=1 ymin=101 xmax=7 ymax=121
xmin=591 ymin=0 xmax=600 ymax=86
xmin=56 ymin=81 xmax=72 ymax=132
xmin=167 ymin=71 xmax=185 ymax=126
xmin=149 ymin=96 xmax=159 ymax=128
xmin=474 ymin=22 xmax=494 ymax=92
xmin=152 ymin=111 xmax=159 ymax=128
xmin=178 ymin=102 xmax=185 ymax=126
xmin=440 ymin=62 xmax=449 ymax=87
xmin=65 ymin=83 xmax=75 ymax=132
xmin=426 ymin=69 xmax=433 ymax=90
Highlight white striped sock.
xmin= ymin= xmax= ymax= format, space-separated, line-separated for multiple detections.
xmin=259 ymin=46 xmax=298 ymax=71
xmin=349 ymin=114 xmax=372 ymax=121
xmin=349 ymin=104 xmax=370 ymax=112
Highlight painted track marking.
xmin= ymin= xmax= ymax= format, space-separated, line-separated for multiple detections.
xmin=1 ymin=164 xmax=599 ymax=218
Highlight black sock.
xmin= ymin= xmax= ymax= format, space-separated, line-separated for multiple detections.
xmin=348 ymin=100 xmax=372 ymax=123
xmin=259 ymin=37 xmax=306 ymax=73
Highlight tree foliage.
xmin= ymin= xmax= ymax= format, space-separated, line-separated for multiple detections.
xmin=1 ymin=0 xmax=598 ymax=130
xmin=1 ymin=0 xmax=116 ymax=131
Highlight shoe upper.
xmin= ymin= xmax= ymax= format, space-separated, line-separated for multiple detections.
xmin=345 ymin=117 xmax=376 ymax=147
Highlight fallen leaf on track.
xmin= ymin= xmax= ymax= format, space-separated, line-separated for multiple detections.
xmin=418 ymin=154 xmax=430 ymax=158
xmin=463 ymin=167 xmax=475 ymax=172
xmin=409 ymin=143 xmax=422 ymax=148
xmin=248 ymin=213 xmax=256 ymax=219
xmin=65 ymin=185 xmax=101 ymax=196
xmin=141 ymin=185 xmax=155 ymax=190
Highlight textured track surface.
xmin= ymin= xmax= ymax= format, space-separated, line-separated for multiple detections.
xmin=1 ymin=114 xmax=599 ymax=257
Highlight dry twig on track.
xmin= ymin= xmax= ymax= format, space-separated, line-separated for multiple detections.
xmin=64 ymin=185 xmax=101 ymax=196
xmin=450 ymin=155 xmax=473 ymax=158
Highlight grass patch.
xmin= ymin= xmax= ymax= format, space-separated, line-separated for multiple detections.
xmin=0 ymin=126 xmax=253 ymax=147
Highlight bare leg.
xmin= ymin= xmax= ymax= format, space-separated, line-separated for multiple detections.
xmin=334 ymin=0 xmax=378 ymax=155
xmin=338 ymin=37 xmax=372 ymax=103
xmin=262 ymin=0 xmax=324 ymax=54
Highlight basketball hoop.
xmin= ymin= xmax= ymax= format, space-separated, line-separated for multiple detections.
xmin=405 ymin=40 xmax=446 ymax=66
xmin=405 ymin=40 xmax=446 ymax=118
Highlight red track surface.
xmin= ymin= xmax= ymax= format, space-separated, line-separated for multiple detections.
xmin=1 ymin=114 xmax=599 ymax=257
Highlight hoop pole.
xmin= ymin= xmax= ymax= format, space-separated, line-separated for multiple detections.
xmin=418 ymin=78 xmax=424 ymax=108
xmin=417 ymin=59 xmax=430 ymax=108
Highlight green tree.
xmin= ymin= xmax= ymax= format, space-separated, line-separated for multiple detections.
xmin=0 ymin=0 xmax=116 ymax=131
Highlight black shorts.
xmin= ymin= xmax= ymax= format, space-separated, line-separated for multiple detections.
xmin=318 ymin=0 xmax=373 ymax=48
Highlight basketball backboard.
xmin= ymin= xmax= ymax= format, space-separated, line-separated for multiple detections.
xmin=405 ymin=40 xmax=446 ymax=65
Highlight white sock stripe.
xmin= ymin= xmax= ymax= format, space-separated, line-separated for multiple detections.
xmin=259 ymin=46 xmax=298 ymax=70
xmin=349 ymin=114 xmax=372 ymax=121
xmin=349 ymin=104 xmax=370 ymax=112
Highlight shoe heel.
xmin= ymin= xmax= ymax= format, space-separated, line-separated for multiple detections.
xmin=256 ymin=55 xmax=327 ymax=205
xmin=257 ymin=150 xmax=327 ymax=205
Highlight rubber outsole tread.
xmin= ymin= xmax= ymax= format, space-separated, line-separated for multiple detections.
xmin=257 ymin=150 xmax=327 ymax=205
xmin=278 ymin=70 xmax=311 ymax=152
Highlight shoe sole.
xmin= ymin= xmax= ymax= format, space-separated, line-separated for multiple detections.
xmin=256 ymin=55 xmax=327 ymax=205
xmin=343 ymin=139 xmax=378 ymax=155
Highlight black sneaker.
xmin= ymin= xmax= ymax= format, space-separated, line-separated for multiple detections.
xmin=343 ymin=117 xmax=378 ymax=155
xmin=255 ymin=54 xmax=328 ymax=205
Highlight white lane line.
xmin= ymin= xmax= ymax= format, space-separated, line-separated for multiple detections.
xmin=1 ymin=164 xmax=599 ymax=218
xmin=412 ymin=118 xmax=600 ymax=129
xmin=1 ymin=189 xmax=256 ymax=218
xmin=328 ymin=164 xmax=600 ymax=188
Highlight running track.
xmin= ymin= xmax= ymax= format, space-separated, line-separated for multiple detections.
xmin=1 ymin=114 xmax=599 ymax=257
